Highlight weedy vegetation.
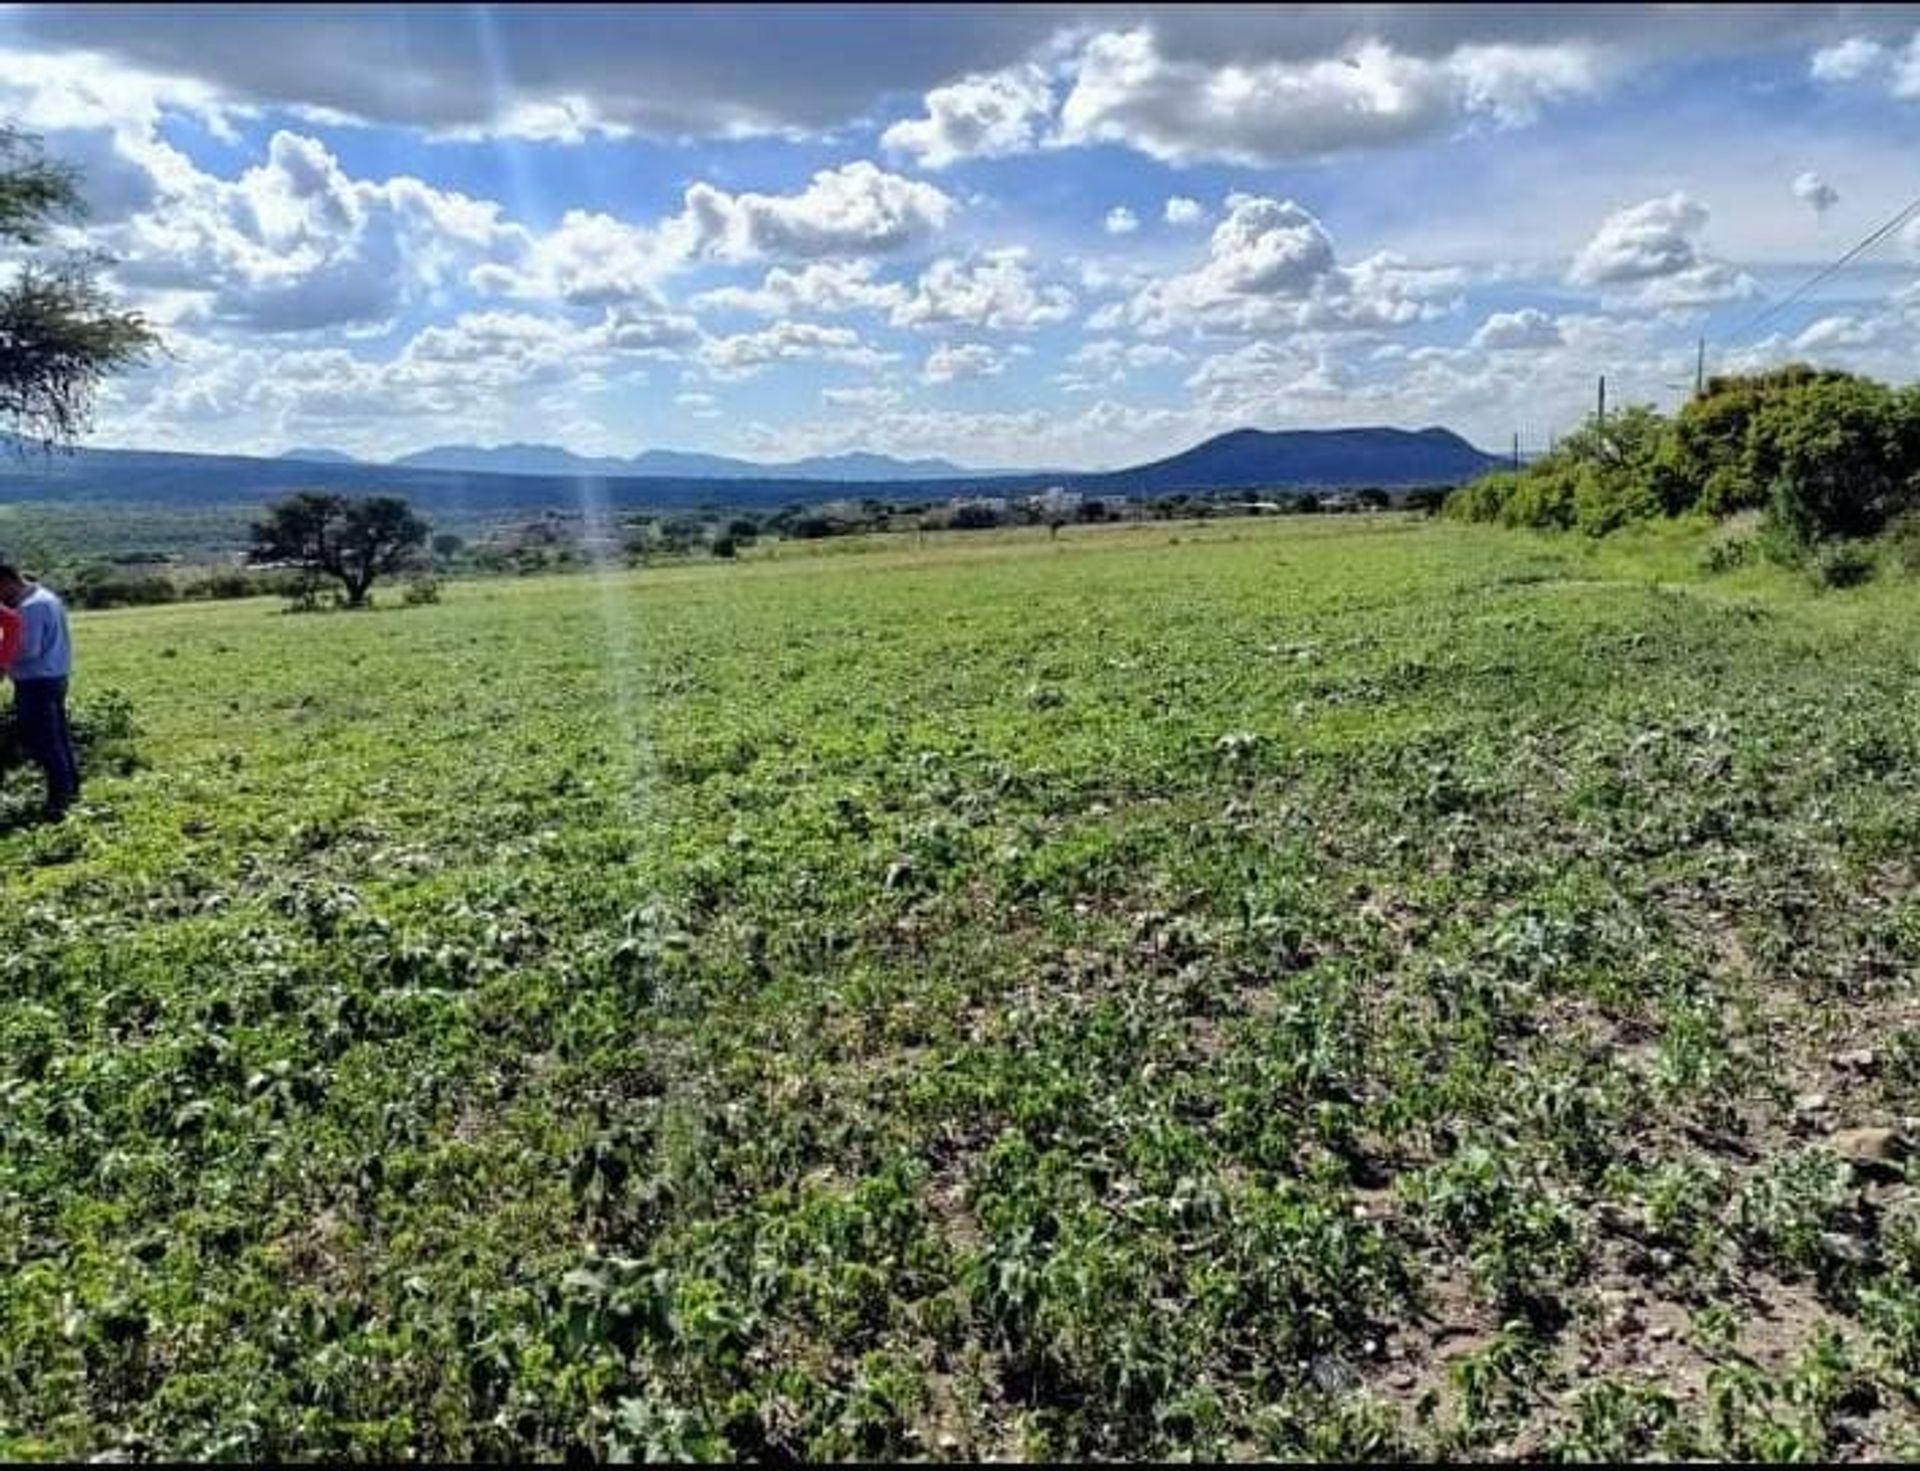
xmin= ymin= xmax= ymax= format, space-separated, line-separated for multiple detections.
xmin=0 ymin=513 xmax=1914 ymax=1459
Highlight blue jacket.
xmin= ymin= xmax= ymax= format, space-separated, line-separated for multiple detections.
xmin=11 ymin=585 xmax=72 ymax=681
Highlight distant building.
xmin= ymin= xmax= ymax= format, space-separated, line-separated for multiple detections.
xmin=1029 ymin=486 xmax=1083 ymax=520
xmin=950 ymin=494 xmax=1009 ymax=515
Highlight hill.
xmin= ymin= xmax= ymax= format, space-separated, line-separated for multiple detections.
xmin=1077 ymin=426 xmax=1500 ymax=493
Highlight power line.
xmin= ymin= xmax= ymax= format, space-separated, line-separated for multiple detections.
xmin=1719 ymin=188 xmax=1920 ymax=349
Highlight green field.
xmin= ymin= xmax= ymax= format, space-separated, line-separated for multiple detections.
xmin=2 ymin=515 xmax=1916 ymax=1460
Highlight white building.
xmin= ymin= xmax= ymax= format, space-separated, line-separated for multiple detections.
xmin=1031 ymin=486 xmax=1083 ymax=520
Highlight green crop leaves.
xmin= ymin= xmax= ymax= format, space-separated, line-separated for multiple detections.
xmin=1 ymin=517 xmax=1915 ymax=1458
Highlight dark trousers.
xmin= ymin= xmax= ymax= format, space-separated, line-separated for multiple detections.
xmin=14 ymin=677 xmax=78 ymax=812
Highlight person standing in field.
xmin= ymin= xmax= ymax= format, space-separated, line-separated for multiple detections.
xmin=0 ymin=597 xmax=21 ymax=789
xmin=0 ymin=600 xmax=19 ymax=672
xmin=0 ymin=565 xmax=79 ymax=820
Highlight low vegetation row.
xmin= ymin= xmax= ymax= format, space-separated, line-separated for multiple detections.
xmin=1445 ymin=365 xmax=1920 ymax=585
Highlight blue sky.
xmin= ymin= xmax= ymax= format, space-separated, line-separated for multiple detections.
xmin=3 ymin=3 xmax=1916 ymax=469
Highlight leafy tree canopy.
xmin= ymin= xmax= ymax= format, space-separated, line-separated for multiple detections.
xmin=250 ymin=491 xmax=432 ymax=608
xmin=1 ymin=126 xmax=158 ymax=451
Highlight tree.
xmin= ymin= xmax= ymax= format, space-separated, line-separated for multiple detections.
xmin=1449 ymin=402 xmax=1673 ymax=534
xmin=656 ymin=515 xmax=705 ymax=554
xmin=250 ymin=492 xmax=431 ymax=608
xmin=1 ymin=126 xmax=158 ymax=451
xmin=1746 ymin=375 xmax=1909 ymax=544
xmin=431 ymin=531 xmax=465 ymax=566
xmin=949 ymin=501 xmax=999 ymax=530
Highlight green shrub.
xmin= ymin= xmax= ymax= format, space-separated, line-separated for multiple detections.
xmin=1443 ymin=471 xmax=1520 ymax=524
xmin=1698 ymin=512 xmax=1764 ymax=574
xmin=1449 ymin=367 xmax=1920 ymax=546
xmin=1572 ymin=461 xmax=1664 ymax=536
xmin=1808 ymin=541 xmax=1876 ymax=591
xmin=281 ymin=575 xmax=330 ymax=613
xmin=401 ymin=576 xmax=442 ymax=606
xmin=1449 ymin=405 xmax=1670 ymax=533
xmin=1666 ymin=365 xmax=1856 ymax=517
xmin=1505 ymin=463 xmax=1580 ymax=530
xmin=1700 ymin=536 xmax=1750 ymax=575
xmin=181 ymin=568 xmax=295 ymax=601
xmin=188 ymin=570 xmax=261 ymax=600
xmin=1746 ymin=375 xmax=1908 ymax=545
xmin=949 ymin=503 xmax=1000 ymax=531
xmin=64 ymin=565 xmax=180 ymax=609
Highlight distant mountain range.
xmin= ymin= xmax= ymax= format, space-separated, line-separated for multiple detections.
xmin=276 ymin=447 xmax=361 ymax=464
xmin=0 ymin=426 xmax=1501 ymax=514
xmin=321 ymin=442 xmax=1003 ymax=482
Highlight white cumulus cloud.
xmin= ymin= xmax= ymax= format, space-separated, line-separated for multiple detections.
xmin=692 ymin=259 xmax=909 ymax=317
xmin=1113 ymin=193 xmax=1463 ymax=336
xmin=922 ymin=341 xmax=1008 ymax=384
xmin=474 ymin=162 xmax=955 ymax=307
xmin=880 ymin=63 xmax=1054 ymax=169
xmin=1183 ymin=337 xmax=1360 ymax=419
xmin=1057 ymin=30 xmax=1603 ymax=166
xmin=697 ymin=320 xmax=898 ymax=380
xmin=1164 ymin=195 xmax=1207 ymax=227
xmin=1054 ymin=337 xmax=1186 ymax=391
xmin=681 ymin=161 xmax=955 ymax=262
xmin=1791 ymin=170 xmax=1839 ymax=218
xmin=1567 ymin=191 xmax=1756 ymax=306
xmin=1812 ymin=36 xmax=1891 ymax=82
xmin=469 ymin=208 xmax=676 ymax=307
xmin=890 ymin=250 xmax=1076 ymax=331
xmin=438 ymin=94 xmax=635 ymax=146
xmin=1810 ymin=32 xmax=1920 ymax=97
xmin=1471 ymin=307 xmax=1564 ymax=350
xmin=821 ymin=384 xmax=905 ymax=410
xmin=599 ymin=305 xmax=702 ymax=354
xmin=103 ymin=129 xmax=524 ymax=333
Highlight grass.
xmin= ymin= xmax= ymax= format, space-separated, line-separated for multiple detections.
xmin=1 ymin=513 xmax=1915 ymax=1460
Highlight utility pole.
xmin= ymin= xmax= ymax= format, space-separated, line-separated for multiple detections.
xmin=1597 ymin=374 xmax=1607 ymax=429
xmin=1695 ymin=337 xmax=1706 ymax=397
xmin=1512 ymin=432 xmax=1521 ymax=473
